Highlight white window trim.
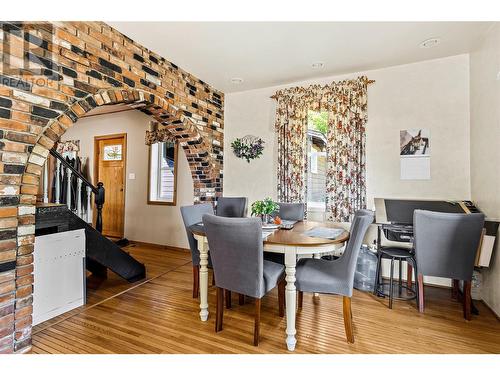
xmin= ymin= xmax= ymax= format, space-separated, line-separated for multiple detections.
xmin=148 ymin=142 xmax=177 ymax=205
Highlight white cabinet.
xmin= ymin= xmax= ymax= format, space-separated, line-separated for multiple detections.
xmin=33 ymin=229 xmax=86 ymax=326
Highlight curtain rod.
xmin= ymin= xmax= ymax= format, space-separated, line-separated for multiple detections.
xmin=269 ymin=79 xmax=376 ymax=100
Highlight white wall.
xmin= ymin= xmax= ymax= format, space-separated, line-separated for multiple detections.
xmin=224 ymin=54 xmax=471 ymax=208
xmin=61 ymin=110 xmax=194 ymax=249
xmin=224 ymin=55 xmax=471 ymax=288
xmin=470 ymin=24 xmax=500 ymax=316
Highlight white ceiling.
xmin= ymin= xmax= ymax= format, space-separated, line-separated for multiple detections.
xmin=108 ymin=22 xmax=492 ymax=93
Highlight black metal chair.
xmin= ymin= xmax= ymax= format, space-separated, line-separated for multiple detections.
xmin=374 ymin=246 xmax=418 ymax=309
xmin=373 ymin=220 xmax=420 ymax=309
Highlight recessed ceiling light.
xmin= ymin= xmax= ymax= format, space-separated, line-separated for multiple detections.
xmin=419 ymin=38 xmax=441 ymax=49
xmin=231 ymin=77 xmax=244 ymax=84
xmin=312 ymin=62 xmax=325 ymax=69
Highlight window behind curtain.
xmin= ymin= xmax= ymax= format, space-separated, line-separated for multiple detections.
xmin=307 ymin=110 xmax=327 ymax=221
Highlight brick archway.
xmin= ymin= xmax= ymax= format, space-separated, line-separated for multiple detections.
xmin=0 ymin=21 xmax=224 ymax=353
xmin=29 ymin=88 xmax=218 ymax=203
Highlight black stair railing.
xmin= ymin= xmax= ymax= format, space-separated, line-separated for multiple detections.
xmin=49 ymin=148 xmax=105 ymax=233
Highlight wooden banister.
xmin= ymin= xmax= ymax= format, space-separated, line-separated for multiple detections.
xmin=49 ymin=148 xmax=105 ymax=233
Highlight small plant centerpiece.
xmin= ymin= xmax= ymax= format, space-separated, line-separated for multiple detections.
xmin=231 ymin=135 xmax=265 ymax=163
xmin=251 ymin=197 xmax=280 ymax=224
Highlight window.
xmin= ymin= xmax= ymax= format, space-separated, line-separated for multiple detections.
xmin=148 ymin=141 xmax=178 ymax=205
xmin=307 ymin=110 xmax=328 ymax=218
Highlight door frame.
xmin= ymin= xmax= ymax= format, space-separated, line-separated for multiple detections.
xmin=93 ymin=133 xmax=127 ymax=238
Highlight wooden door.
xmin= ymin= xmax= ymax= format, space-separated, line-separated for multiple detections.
xmin=94 ymin=134 xmax=127 ymax=238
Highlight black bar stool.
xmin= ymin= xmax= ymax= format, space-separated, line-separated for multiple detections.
xmin=374 ymin=247 xmax=418 ymax=308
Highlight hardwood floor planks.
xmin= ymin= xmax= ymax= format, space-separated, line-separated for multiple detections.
xmin=31 ymin=243 xmax=500 ymax=354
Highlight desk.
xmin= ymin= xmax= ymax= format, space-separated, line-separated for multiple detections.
xmin=191 ymin=221 xmax=349 ymax=351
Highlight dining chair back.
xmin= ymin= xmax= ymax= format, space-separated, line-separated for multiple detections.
xmin=328 ymin=209 xmax=374 ymax=297
xmin=295 ymin=209 xmax=374 ymax=343
xmin=216 ymin=197 xmax=248 ymax=218
xmin=202 ymin=214 xmax=267 ymax=298
xmin=202 ymin=214 xmax=285 ymax=345
xmin=180 ymin=203 xmax=215 ymax=266
xmin=413 ymin=210 xmax=484 ymax=319
xmin=414 ymin=210 xmax=484 ymax=280
xmin=180 ymin=203 xmax=214 ymax=298
xmin=276 ymin=202 xmax=305 ymax=221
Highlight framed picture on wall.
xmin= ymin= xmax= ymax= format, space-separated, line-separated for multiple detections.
xmin=400 ymin=129 xmax=431 ymax=180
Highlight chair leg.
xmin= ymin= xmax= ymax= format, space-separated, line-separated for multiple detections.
xmin=225 ymin=290 xmax=232 ymax=309
xmin=254 ymin=298 xmax=261 ymax=346
xmin=298 ymin=291 xmax=303 ymax=309
xmin=398 ymin=258 xmax=403 ymax=293
xmin=211 ymin=272 xmax=215 ymax=286
xmin=452 ymin=279 xmax=459 ymax=300
xmin=417 ymin=274 xmax=425 ymax=313
xmin=410 ymin=257 xmax=419 ymax=307
xmin=215 ymin=287 xmax=224 ymax=332
xmin=192 ymin=266 xmax=199 ymax=298
xmin=373 ymin=252 xmax=383 ymax=295
xmin=463 ymin=280 xmax=472 ymax=321
xmin=389 ymin=258 xmax=394 ymax=309
xmin=238 ymin=293 xmax=245 ymax=305
xmin=407 ymin=263 xmax=413 ymax=289
xmin=343 ymin=296 xmax=354 ymax=343
xmin=278 ymin=279 xmax=285 ymax=317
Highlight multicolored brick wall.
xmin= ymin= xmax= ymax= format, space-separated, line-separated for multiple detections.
xmin=0 ymin=21 xmax=224 ymax=353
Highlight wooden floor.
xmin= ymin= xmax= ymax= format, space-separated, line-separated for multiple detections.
xmin=31 ymin=244 xmax=500 ymax=354
xmin=32 ymin=242 xmax=188 ymax=334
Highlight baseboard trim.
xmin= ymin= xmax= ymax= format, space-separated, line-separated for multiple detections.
xmin=481 ymin=299 xmax=500 ymax=321
xmin=380 ymin=275 xmax=451 ymax=289
xmin=128 ymin=240 xmax=189 ymax=253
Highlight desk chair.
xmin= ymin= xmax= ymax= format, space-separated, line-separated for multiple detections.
xmin=295 ymin=209 xmax=374 ymax=343
xmin=203 ymin=214 xmax=285 ymax=346
xmin=215 ymin=197 xmax=248 ymax=218
xmin=414 ymin=210 xmax=484 ymax=320
xmin=180 ymin=203 xmax=215 ymax=298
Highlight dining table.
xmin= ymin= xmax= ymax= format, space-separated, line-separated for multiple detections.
xmin=189 ymin=220 xmax=350 ymax=351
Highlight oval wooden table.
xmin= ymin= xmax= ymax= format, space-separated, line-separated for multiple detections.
xmin=191 ymin=221 xmax=349 ymax=351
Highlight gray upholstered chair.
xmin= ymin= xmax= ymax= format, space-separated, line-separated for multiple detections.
xmin=180 ymin=203 xmax=215 ymax=298
xmin=202 ymin=214 xmax=285 ymax=346
xmin=265 ymin=202 xmax=306 ymax=265
xmin=295 ymin=209 xmax=374 ymax=343
xmin=275 ymin=202 xmax=305 ymax=221
xmin=413 ymin=210 xmax=485 ymax=320
xmin=215 ymin=197 xmax=248 ymax=218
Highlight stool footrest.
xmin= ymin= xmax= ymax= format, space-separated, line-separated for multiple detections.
xmin=376 ymin=281 xmax=417 ymax=301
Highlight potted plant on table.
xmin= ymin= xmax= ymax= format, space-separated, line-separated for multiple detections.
xmin=251 ymin=197 xmax=280 ymax=224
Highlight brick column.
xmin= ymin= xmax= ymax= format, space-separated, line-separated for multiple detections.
xmin=0 ymin=21 xmax=224 ymax=353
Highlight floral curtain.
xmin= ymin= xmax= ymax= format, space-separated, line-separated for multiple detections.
xmin=273 ymin=76 xmax=370 ymax=222
xmin=275 ymin=97 xmax=308 ymax=210
xmin=325 ymin=79 xmax=368 ymax=222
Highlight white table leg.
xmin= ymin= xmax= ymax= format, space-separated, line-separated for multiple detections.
xmin=284 ymin=247 xmax=298 ymax=351
xmin=197 ymin=236 xmax=209 ymax=321
xmin=313 ymin=252 xmax=321 ymax=298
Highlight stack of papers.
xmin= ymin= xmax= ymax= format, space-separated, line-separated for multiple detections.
xmin=303 ymin=227 xmax=344 ymax=240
